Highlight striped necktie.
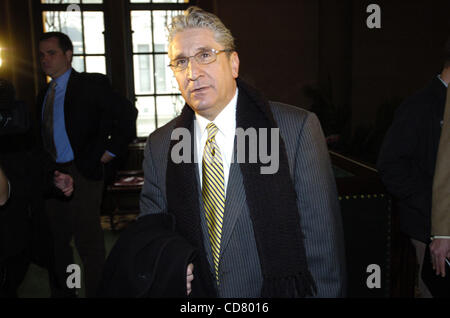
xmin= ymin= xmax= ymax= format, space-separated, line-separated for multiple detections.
xmin=202 ymin=122 xmax=225 ymax=284
xmin=43 ymin=81 xmax=57 ymax=160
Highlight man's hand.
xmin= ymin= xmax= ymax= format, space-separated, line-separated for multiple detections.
xmin=100 ymin=151 xmax=114 ymax=164
xmin=0 ymin=165 xmax=9 ymax=206
xmin=186 ymin=263 xmax=194 ymax=296
xmin=430 ymin=238 xmax=450 ymax=277
xmin=53 ymin=170 xmax=74 ymax=197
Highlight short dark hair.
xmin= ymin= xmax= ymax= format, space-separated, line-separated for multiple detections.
xmin=39 ymin=32 xmax=73 ymax=54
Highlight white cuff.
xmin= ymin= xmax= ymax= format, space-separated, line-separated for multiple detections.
xmin=431 ymin=236 xmax=450 ymax=240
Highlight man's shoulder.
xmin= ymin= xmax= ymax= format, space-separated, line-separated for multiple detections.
xmin=269 ymin=101 xmax=313 ymax=128
xmin=403 ymin=88 xmax=433 ymax=108
xmin=398 ymin=78 xmax=444 ymax=114
xmin=75 ymin=71 xmax=109 ymax=84
xmin=269 ymin=101 xmax=310 ymax=116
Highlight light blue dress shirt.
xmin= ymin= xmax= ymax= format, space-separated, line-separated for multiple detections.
xmin=42 ymin=68 xmax=75 ymax=164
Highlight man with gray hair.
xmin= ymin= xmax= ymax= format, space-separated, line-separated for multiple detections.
xmin=102 ymin=6 xmax=346 ymax=298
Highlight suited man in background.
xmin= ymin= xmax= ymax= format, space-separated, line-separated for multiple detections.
xmin=37 ymin=32 xmax=137 ymax=297
xmin=377 ymin=38 xmax=450 ymax=297
xmin=139 ymin=7 xmax=346 ymax=297
xmin=430 ymin=38 xmax=450 ymax=280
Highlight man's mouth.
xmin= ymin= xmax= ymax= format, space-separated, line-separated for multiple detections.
xmin=191 ymin=87 xmax=209 ymax=94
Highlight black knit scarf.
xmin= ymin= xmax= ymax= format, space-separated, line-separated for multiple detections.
xmin=166 ymin=78 xmax=316 ymax=298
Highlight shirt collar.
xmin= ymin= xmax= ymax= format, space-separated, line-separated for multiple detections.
xmin=437 ymin=74 xmax=449 ymax=88
xmin=195 ymin=87 xmax=238 ymax=139
xmin=51 ymin=68 xmax=72 ymax=89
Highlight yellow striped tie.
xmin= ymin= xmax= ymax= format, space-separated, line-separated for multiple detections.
xmin=202 ymin=123 xmax=225 ymax=283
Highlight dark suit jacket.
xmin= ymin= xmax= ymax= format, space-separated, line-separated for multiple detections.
xmin=36 ymin=69 xmax=137 ymax=181
xmin=377 ymin=77 xmax=447 ymax=243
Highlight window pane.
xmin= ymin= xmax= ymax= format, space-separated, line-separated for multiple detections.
xmin=83 ymin=12 xmax=105 ymax=54
xmin=41 ymin=0 xmax=104 ymax=3
xmin=130 ymin=7 xmax=189 ymax=138
xmin=133 ymin=54 xmax=154 ymax=94
xmin=153 ymin=0 xmax=182 ymax=3
xmin=86 ymin=56 xmax=106 ymax=74
xmin=41 ymin=0 xmax=81 ymax=3
xmin=43 ymin=11 xmax=83 ymax=54
xmin=72 ymin=56 xmax=85 ymax=72
xmin=155 ymin=54 xmax=178 ymax=94
xmin=136 ymin=96 xmax=156 ymax=137
xmin=131 ymin=11 xmax=153 ymax=53
xmin=156 ymin=95 xmax=184 ymax=128
xmin=153 ymin=10 xmax=182 ymax=53
xmin=129 ymin=1 xmax=189 ymax=3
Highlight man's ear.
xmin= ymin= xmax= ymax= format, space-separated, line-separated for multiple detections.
xmin=230 ymin=51 xmax=240 ymax=79
xmin=66 ymin=50 xmax=73 ymax=64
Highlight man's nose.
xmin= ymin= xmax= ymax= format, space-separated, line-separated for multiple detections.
xmin=41 ymin=54 xmax=49 ymax=64
xmin=187 ymin=57 xmax=201 ymax=81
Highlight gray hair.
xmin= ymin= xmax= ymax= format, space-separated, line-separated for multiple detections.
xmin=168 ymin=6 xmax=236 ymax=51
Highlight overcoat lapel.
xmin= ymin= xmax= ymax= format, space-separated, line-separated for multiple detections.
xmin=219 ymin=140 xmax=246 ymax=258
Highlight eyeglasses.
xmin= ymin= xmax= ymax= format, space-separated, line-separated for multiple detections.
xmin=168 ymin=48 xmax=233 ymax=72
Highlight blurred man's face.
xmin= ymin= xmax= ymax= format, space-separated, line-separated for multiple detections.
xmin=39 ymin=37 xmax=72 ymax=79
xmin=169 ymin=28 xmax=239 ymax=121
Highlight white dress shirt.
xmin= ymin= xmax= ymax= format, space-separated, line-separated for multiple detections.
xmin=194 ymin=88 xmax=238 ymax=194
xmin=438 ymin=74 xmax=449 ymax=88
